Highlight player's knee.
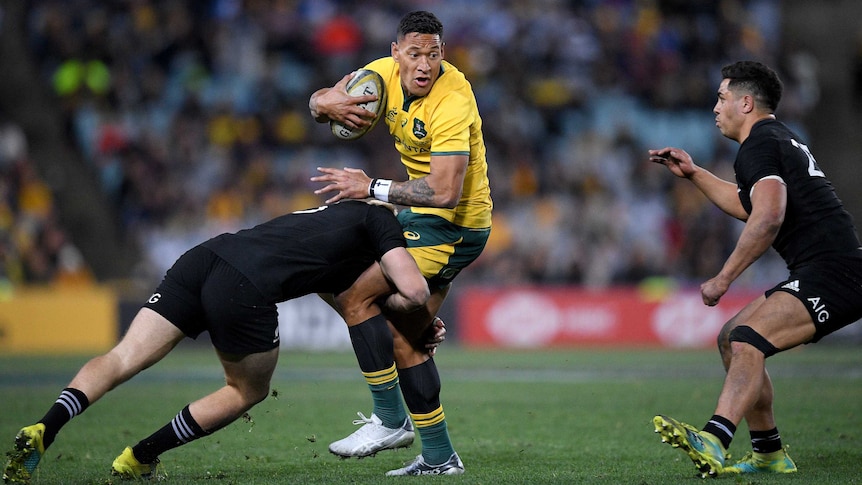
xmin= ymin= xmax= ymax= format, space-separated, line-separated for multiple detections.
xmin=393 ymin=339 xmax=426 ymax=368
xmin=244 ymin=384 xmax=270 ymax=406
xmin=728 ymin=325 xmax=779 ymax=357
xmin=716 ymin=321 xmax=736 ymax=356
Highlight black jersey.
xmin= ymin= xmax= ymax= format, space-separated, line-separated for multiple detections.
xmin=201 ymin=201 xmax=405 ymax=303
xmin=734 ymin=119 xmax=860 ymax=269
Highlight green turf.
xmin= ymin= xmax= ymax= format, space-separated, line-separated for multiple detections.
xmin=1 ymin=345 xmax=860 ymax=484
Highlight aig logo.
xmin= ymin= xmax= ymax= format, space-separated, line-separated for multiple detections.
xmin=807 ymin=296 xmax=830 ymax=323
xmin=148 ymin=293 xmax=161 ymax=304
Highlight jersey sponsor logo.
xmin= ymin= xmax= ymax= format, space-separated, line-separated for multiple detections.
xmin=404 ymin=230 xmax=420 ymax=240
xmin=412 ymin=119 xmax=427 ymax=139
xmin=807 ymin=296 xmax=830 ymax=323
xmin=148 ymin=292 xmax=161 ymax=304
xmin=781 ymin=280 xmax=800 ymax=292
xmin=393 ymin=134 xmax=430 ymax=153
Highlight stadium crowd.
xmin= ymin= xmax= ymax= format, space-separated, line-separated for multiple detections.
xmin=5 ymin=0 xmax=817 ymax=289
xmin=0 ymin=116 xmax=92 ymax=288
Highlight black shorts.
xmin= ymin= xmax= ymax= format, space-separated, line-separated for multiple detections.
xmin=144 ymin=245 xmax=280 ymax=354
xmin=766 ymin=251 xmax=862 ymax=342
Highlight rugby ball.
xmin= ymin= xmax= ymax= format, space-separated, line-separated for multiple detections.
xmin=330 ymin=69 xmax=387 ymax=141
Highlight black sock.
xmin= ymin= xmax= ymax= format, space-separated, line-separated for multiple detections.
xmin=348 ymin=314 xmax=395 ymax=372
xmin=347 ymin=314 xmax=405 ymax=428
xmin=702 ymin=415 xmax=736 ymax=450
xmin=398 ymin=358 xmax=441 ymax=414
xmin=39 ymin=388 xmax=90 ymax=448
xmin=750 ymin=428 xmax=782 ymax=453
xmin=132 ymin=405 xmax=209 ymax=464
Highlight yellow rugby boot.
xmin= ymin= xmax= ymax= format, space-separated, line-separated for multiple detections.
xmin=653 ymin=415 xmax=728 ymax=478
xmin=3 ymin=424 xmax=46 ymax=484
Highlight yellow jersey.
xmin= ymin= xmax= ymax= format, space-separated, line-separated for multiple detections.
xmin=364 ymin=57 xmax=492 ymax=229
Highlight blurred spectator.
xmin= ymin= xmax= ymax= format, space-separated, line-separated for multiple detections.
xmin=0 ymin=116 xmax=93 ymax=287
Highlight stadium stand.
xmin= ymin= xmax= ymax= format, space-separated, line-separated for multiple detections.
xmin=1 ymin=0 xmax=858 ymax=293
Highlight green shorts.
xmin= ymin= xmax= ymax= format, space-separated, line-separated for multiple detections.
xmin=397 ymin=209 xmax=491 ymax=288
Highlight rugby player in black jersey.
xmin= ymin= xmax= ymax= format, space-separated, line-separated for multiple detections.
xmin=648 ymin=60 xmax=862 ymax=478
xmin=2 ymin=200 xmax=429 ymax=483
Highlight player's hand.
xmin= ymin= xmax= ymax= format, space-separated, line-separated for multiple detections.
xmin=311 ymin=167 xmax=374 ymax=204
xmin=700 ymin=275 xmax=730 ymax=306
xmin=648 ymin=147 xmax=697 ymax=179
xmin=424 ymin=316 xmax=447 ymax=356
xmin=313 ymin=73 xmax=378 ymax=128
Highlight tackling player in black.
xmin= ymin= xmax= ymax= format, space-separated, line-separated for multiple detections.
xmin=649 ymin=60 xmax=862 ymax=477
xmin=2 ymin=200 xmax=429 ymax=483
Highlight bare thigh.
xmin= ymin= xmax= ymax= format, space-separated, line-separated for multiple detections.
xmin=730 ymin=291 xmax=817 ymax=351
xmin=109 ymin=308 xmax=186 ymax=372
xmin=68 ymin=308 xmax=186 ymax=398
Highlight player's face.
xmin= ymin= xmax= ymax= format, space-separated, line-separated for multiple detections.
xmin=392 ymin=33 xmax=444 ymax=97
xmin=713 ymin=79 xmax=744 ymax=142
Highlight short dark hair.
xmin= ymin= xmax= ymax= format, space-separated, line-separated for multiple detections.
xmin=721 ymin=61 xmax=783 ymax=112
xmin=397 ymin=11 xmax=443 ymax=40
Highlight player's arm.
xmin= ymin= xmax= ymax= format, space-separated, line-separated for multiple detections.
xmin=378 ymin=247 xmax=430 ymax=313
xmin=311 ymin=154 xmax=467 ymax=208
xmin=650 ymin=146 xmax=747 ymax=220
xmin=388 ymin=153 xmax=467 ymax=208
xmin=330 ymin=251 xmax=427 ymax=324
xmin=700 ymin=178 xmax=786 ymax=306
xmin=309 ymin=72 xmax=377 ymax=128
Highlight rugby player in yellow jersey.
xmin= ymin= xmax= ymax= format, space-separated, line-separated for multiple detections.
xmin=309 ymin=10 xmax=491 ymax=476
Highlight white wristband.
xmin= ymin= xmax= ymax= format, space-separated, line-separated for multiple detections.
xmin=369 ymin=178 xmax=392 ymax=203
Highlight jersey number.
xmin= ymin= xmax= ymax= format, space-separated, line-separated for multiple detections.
xmin=293 ymin=205 xmax=328 ymax=215
xmin=791 ymin=139 xmax=825 ymax=178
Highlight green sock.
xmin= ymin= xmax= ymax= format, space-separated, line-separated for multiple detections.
xmin=364 ymin=364 xmax=407 ymax=428
xmin=348 ymin=315 xmax=406 ymax=428
xmin=411 ymin=407 xmax=454 ymax=465
xmin=399 ymin=359 xmax=455 ymax=464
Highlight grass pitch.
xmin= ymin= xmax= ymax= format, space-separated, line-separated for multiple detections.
xmin=1 ymin=345 xmax=860 ymax=484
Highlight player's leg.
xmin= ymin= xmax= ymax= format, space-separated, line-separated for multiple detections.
xmin=112 ymin=347 xmax=278 ymax=479
xmin=330 ymin=212 xmax=484 ymax=465
xmin=111 ymin=251 xmax=281 ymax=478
xmin=715 ymin=292 xmax=811 ymax=475
xmin=714 ymin=297 xmax=792 ymax=474
xmin=327 ymin=264 xmax=415 ymax=457
xmin=3 ymin=308 xmax=185 ymax=483
xmin=327 ymin=264 xmax=454 ymax=462
xmin=716 ymin=296 xmax=778 ymax=432
xmin=715 ymin=292 xmax=815 ymax=423
xmin=653 ymin=297 xmax=746 ymax=478
xmin=729 ymin=258 xmax=862 ymax=475
xmin=385 ymin=286 xmax=463 ymax=476
xmin=655 ymin=292 xmax=812 ymax=477
xmin=384 ymin=214 xmax=482 ymax=474
xmin=70 ymin=308 xmax=187 ymax=403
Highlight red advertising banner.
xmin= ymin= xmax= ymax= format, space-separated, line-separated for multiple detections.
xmin=457 ymin=286 xmax=762 ymax=348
